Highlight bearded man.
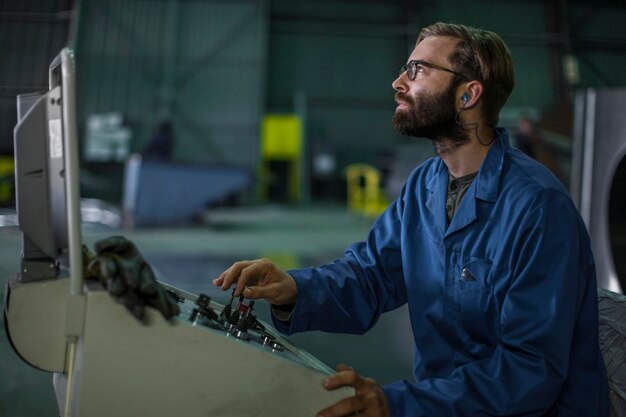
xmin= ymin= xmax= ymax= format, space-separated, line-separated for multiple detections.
xmin=215 ymin=22 xmax=608 ymax=417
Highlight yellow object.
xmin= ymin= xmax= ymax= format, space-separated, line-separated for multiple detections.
xmin=0 ymin=157 xmax=14 ymax=204
xmin=345 ymin=164 xmax=389 ymax=218
xmin=261 ymin=115 xmax=302 ymax=160
xmin=259 ymin=115 xmax=302 ymax=202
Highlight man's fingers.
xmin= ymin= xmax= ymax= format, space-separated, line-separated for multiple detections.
xmin=319 ymin=368 xmax=389 ymax=417
xmin=212 ymin=275 xmax=224 ymax=286
xmin=243 ymin=282 xmax=280 ymax=301
xmin=213 ymin=260 xmax=253 ymax=291
xmin=316 ymin=394 xmax=366 ymax=417
xmin=324 ymin=368 xmax=364 ymax=390
xmin=235 ymin=260 xmax=270 ymax=296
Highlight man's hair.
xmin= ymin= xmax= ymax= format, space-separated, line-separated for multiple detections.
xmin=417 ymin=22 xmax=515 ymax=127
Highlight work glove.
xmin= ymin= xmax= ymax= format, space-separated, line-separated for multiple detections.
xmin=83 ymin=236 xmax=180 ymax=322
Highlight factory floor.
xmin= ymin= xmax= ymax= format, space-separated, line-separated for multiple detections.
xmin=0 ymin=204 xmax=414 ymax=416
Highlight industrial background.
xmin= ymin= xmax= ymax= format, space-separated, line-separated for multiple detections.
xmin=1 ymin=0 xmax=626 ymax=415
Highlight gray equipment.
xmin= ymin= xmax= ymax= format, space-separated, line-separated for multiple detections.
xmin=122 ymin=155 xmax=252 ymax=227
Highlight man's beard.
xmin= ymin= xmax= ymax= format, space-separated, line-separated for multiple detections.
xmin=392 ymin=82 xmax=470 ymax=152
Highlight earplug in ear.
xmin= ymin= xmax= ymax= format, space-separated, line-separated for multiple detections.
xmin=462 ymin=92 xmax=470 ymax=104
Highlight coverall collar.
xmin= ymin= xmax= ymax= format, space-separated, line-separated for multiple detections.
xmin=425 ymin=128 xmax=509 ymax=236
xmin=475 ymin=127 xmax=508 ymax=203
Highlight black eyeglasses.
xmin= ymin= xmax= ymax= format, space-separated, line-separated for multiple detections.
xmin=399 ymin=60 xmax=469 ymax=81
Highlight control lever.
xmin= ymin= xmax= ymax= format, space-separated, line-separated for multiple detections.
xmin=228 ymin=295 xmax=245 ymax=326
xmin=220 ymin=289 xmax=235 ymax=322
xmin=237 ymin=300 xmax=255 ymax=331
xmin=189 ymin=293 xmax=218 ymax=324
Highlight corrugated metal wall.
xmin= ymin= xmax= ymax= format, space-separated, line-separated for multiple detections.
xmin=568 ymin=2 xmax=626 ymax=87
xmin=75 ymin=0 xmax=266 ymax=201
xmin=0 ymin=0 xmax=73 ymax=155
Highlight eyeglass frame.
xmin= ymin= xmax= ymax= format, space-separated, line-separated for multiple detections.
xmin=399 ymin=59 xmax=469 ymax=81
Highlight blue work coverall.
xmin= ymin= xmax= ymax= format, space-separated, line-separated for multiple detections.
xmin=272 ymin=129 xmax=608 ymax=416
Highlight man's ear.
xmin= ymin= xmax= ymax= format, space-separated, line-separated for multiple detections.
xmin=460 ymin=81 xmax=484 ymax=109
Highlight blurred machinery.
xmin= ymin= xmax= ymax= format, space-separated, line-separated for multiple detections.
xmin=572 ymin=88 xmax=626 ymax=293
xmin=260 ymin=114 xmax=303 ymax=203
xmin=122 ymin=154 xmax=251 ymax=227
xmin=345 ymin=163 xmax=389 ymax=218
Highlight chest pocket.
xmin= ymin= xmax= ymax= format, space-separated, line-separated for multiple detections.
xmin=456 ymin=257 xmax=492 ymax=292
xmin=452 ymin=257 xmax=498 ymax=346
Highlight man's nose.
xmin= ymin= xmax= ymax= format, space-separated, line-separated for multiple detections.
xmin=392 ymin=74 xmax=407 ymax=92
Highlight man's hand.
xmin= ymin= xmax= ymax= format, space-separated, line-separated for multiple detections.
xmin=213 ymin=258 xmax=297 ymax=306
xmin=317 ymin=364 xmax=390 ymax=417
